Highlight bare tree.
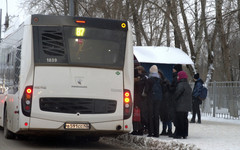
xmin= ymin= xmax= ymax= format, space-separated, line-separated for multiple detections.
xmin=21 ymin=0 xmax=240 ymax=81
xmin=129 ymin=0 xmax=143 ymax=46
xmin=215 ymin=0 xmax=232 ymax=81
xmin=179 ymin=0 xmax=195 ymax=62
xmin=238 ymin=0 xmax=240 ymax=30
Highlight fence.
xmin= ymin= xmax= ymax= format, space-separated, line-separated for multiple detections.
xmin=196 ymin=81 xmax=240 ymax=119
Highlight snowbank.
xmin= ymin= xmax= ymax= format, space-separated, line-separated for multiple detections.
xmin=100 ymin=134 xmax=199 ymax=150
xmin=100 ymin=116 xmax=240 ymax=150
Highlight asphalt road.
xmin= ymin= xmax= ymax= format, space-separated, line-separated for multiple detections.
xmin=0 ymin=130 xmax=127 ymax=150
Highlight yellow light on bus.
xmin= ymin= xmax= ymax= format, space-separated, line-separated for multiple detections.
xmin=124 ymin=97 xmax=130 ymax=103
xmin=76 ymin=27 xmax=85 ymax=37
xmin=26 ymin=88 xmax=32 ymax=94
xmin=121 ymin=23 xmax=126 ymax=28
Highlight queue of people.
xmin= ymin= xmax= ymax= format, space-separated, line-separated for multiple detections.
xmin=132 ymin=64 xmax=194 ymax=139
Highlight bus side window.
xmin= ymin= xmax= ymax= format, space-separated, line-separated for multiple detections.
xmin=0 ymin=87 xmax=4 ymax=94
xmin=7 ymin=53 xmax=11 ymax=65
xmin=14 ymin=45 xmax=21 ymax=93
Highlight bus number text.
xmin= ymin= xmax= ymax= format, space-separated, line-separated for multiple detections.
xmin=46 ymin=58 xmax=58 ymax=63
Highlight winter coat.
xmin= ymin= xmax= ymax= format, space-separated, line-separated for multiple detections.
xmin=192 ymin=78 xmax=204 ymax=98
xmin=145 ymin=77 xmax=160 ymax=98
xmin=134 ymin=74 xmax=147 ymax=107
xmin=165 ymin=72 xmax=178 ymax=121
xmin=169 ymin=72 xmax=178 ymax=92
xmin=174 ymin=78 xmax=192 ymax=112
xmin=159 ymin=78 xmax=171 ymax=122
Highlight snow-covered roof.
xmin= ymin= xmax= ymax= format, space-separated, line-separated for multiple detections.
xmin=134 ymin=46 xmax=194 ymax=65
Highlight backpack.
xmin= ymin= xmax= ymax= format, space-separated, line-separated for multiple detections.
xmin=150 ymin=78 xmax=162 ymax=101
xmin=199 ymin=86 xmax=208 ymax=100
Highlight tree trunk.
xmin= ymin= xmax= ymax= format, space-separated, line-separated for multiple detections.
xmin=195 ymin=0 xmax=199 ymax=42
xmin=166 ymin=7 xmax=170 ymax=47
xmin=215 ymin=0 xmax=232 ymax=81
xmin=167 ymin=0 xmax=180 ymax=48
xmin=179 ymin=0 xmax=195 ymax=62
xmin=63 ymin=0 xmax=68 ymax=16
xmin=157 ymin=18 xmax=166 ymax=46
xmin=201 ymin=0 xmax=214 ymax=84
xmin=194 ymin=0 xmax=205 ymax=73
xmin=130 ymin=0 xmax=142 ymax=46
xmin=123 ymin=0 xmax=130 ymax=20
xmin=238 ymin=0 xmax=240 ymax=30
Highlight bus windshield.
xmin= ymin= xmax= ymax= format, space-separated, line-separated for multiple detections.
xmin=33 ymin=26 xmax=127 ymax=69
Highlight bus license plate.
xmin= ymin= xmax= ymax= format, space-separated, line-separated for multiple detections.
xmin=65 ymin=123 xmax=90 ymax=130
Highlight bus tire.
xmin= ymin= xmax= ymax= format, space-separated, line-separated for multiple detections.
xmin=3 ymin=108 xmax=15 ymax=139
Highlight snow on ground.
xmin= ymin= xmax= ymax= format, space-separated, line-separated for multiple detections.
xmin=100 ymin=115 xmax=240 ymax=150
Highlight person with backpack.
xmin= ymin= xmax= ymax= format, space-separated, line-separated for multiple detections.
xmin=145 ymin=65 xmax=163 ymax=137
xmin=190 ymin=73 xmax=204 ymax=124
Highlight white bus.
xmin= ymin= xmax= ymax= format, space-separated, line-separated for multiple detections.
xmin=0 ymin=15 xmax=133 ymax=140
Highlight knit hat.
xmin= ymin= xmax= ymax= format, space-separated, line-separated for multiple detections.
xmin=178 ymin=71 xmax=188 ymax=80
xmin=194 ymin=73 xmax=199 ymax=79
xmin=173 ymin=64 xmax=183 ymax=73
xmin=149 ymin=65 xmax=158 ymax=73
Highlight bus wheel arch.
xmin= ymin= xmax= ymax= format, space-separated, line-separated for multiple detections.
xmin=3 ymin=103 xmax=15 ymax=139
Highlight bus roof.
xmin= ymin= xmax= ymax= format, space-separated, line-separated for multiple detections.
xmin=22 ymin=15 xmax=128 ymax=31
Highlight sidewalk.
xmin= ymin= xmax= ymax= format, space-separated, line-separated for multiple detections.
xmin=181 ymin=116 xmax=240 ymax=150
xmin=100 ymin=116 xmax=240 ymax=150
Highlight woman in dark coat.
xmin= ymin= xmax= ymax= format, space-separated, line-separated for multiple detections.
xmin=132 ymin=66 xmax=147 ymax=135
xmin=168 ymin=64 xmax=182 ymax=137
xmin=158 ymin=71 xmax=172 ymax=136
xmin=173 ymin=71 xmax=192 ymax=139
xmin=145 ymin=65 xmax=162 ymax=137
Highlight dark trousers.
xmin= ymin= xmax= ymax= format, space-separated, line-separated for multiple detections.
xmin=140 ymin=97 xmax=148 ymax=130
xmin=175 ymin=111 xmax=188 ymax=137
xmin=191 ymin=99 xmax=201 ymax=122
xmin=162 ymin=121 xmax=172 ymax=132
xmin=148 ymin=99 xmax=160 ymax=136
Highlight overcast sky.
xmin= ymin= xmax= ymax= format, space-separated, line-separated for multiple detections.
xmin=0 ymin=0 xmax=25 ymax=38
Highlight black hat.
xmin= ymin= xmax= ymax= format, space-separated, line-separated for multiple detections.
xmin=173 ymin=64 xmax=182 ymax=73
xmin=194 ymin=73 xmax=199 ymax=79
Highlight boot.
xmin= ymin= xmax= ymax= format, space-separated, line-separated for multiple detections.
xmin=169 ymin=130 xmax=176 ymax=137
xmin=131 ymin=131 xmax=137 ymax=135
xmin=167 ymin=130 xmax=172 ymax=136
xmin=136 ymin=130 xmax=143 ymax=135
xmin=190 ymin=119 xmax=195 ymax=123
xmin=160 ymin=130 xmax=167 ymax=135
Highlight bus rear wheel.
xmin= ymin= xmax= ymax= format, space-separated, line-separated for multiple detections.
xmin=4 ymin=108 xmax=15 ymax=139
